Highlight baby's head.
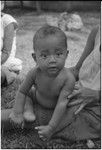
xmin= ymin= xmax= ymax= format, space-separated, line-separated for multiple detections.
xmin=33 ymin=24 xmax=67 ymax=50
xmin=32 ymin=25 xmax=68 ymax=76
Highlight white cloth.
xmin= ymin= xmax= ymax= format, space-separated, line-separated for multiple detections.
xmin=1 ymin=14 xmax=18 ymax=57
xmin=1 ymin=13 xmax=22 ymax=72
xmin=77 ymin=27 xmax=100 ymax=91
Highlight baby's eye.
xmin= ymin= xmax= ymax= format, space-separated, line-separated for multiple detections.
xmin=56 ymin=52 xmax=63 ymax=56
xmin=41 ymin=54 xmax=47 ymax=58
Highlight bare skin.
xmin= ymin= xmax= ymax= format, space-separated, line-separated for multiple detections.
xmin=9 ymin=34 xmax=75 ymax=140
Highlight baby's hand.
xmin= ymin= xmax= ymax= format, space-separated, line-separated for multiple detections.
xmin=9 ymin=111 xmax=24 ymax=129
xmin=35 ymin=125 xmax=53 ymax=141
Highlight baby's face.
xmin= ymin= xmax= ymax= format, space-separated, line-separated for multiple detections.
xmin=34 ymin=35 xmax=68 ymax=77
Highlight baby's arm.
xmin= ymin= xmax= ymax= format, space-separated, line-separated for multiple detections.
xmin=48 ymin=70 xmax=75 ymax=131
xmin=9 ymin=68 xmax=36 ymax=125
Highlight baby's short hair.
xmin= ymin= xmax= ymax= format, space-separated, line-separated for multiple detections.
xmin=33 ymin=24 xmax=67 ymax=51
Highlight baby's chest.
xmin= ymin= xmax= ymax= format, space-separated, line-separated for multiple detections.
xmin=36 ymin=78 xmax=64 ymax=96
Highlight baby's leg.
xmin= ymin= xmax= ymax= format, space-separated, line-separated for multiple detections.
xmin=23 ymin=87 xmax=36 ymax=122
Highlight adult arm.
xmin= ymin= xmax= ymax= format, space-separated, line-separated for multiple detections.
xmin=70 ymin=26 xmax=99 ymax=80
xmin=76 ymin=26 xmax=99 ymax=70
xmin=1 ymin=23 xmax=14 ymax=64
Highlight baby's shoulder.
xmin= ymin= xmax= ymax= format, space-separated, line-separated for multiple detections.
xmin=56 ymin=68 xmax=75 ymax=89
xmin=63 ymin=67 xmax=73 ymax=77
xmin=57 ymin=68 xmax=72 ymax=82
xmin=62 ymin=67 xmax=75 ymax=83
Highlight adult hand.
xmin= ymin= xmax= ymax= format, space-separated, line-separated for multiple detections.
xmin=69 ymin=66 xmax=79 ymax=81
xmin=68 ymin=86 xmax=100 ymax=114
xmin=9 ymin=111 xmax=24 ymax=129
xmin=35 ymin=125 xmax=53 ymax=141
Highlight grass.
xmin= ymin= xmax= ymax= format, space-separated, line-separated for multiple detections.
xmin=1 ymin=8 xmax=101 ymax=149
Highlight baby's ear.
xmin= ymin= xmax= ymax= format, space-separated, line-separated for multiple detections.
xmin=32 ymin=53 xmax=36 ymax=62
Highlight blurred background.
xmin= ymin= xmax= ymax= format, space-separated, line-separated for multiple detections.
xmin=3 ymin=1 xmax=101 ymax=12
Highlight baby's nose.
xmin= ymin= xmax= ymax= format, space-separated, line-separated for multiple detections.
xmin=49 ymin=55 xmax=56 ymax=63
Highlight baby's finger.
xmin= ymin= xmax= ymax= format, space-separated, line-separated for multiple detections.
xmin=35 ymin=126 xmax=44 ymax=130
xmin=42 ymin=138 xmax=47 ymax=141
xmin=75 ymin=103 xmax=85 ymax=115
xmin=39 ymin=135 xmax=46 ymax=141
xmin=38 ymin=130 xmax=43 ymax=135
xmin=39 ymin=135 xmax=43 ymax=138
xmin=39 ymin=134 xmax=47 ymax=141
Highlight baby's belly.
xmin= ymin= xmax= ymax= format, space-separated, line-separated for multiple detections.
xmin=36 ymin=91 xmax=58 ymax=109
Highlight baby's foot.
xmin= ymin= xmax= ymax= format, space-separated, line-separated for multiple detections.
xmin=23 ymin=111 xmax=36 ymax=122
xmin=87 ymin=139 xmax=95 ymax=148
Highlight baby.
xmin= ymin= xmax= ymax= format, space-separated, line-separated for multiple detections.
xmin=9 ymin=25 xmax=75 ymax=140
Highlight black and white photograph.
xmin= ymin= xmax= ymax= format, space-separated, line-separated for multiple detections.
xmin=1 ymin=1 xmax=101 ymax=149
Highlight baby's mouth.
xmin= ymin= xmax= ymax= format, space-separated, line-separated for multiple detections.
xmin=48 ymin=66 xmax=58 ymax=72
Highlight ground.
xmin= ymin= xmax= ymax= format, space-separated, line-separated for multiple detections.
xmin=1 ymin=8 xmax=101 ymax=149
